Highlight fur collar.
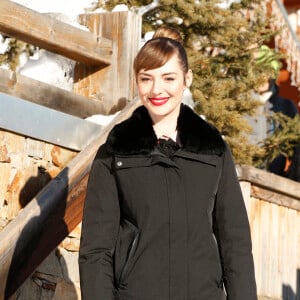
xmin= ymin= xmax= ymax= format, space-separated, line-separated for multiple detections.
xmin=106 ymin=104 xmax=225 ymax=155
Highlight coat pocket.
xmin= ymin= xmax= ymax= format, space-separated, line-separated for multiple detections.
xmin=114 ymin=219 xmax=140 ymax=288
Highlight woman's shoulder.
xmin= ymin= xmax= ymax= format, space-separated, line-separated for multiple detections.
xmin=177 ymin=104 xmax=226 ymax=156
xmin=105 ymin=106 xmax=157 ymax=155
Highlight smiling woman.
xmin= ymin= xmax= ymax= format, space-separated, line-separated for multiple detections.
xmin=134 ymin=29 xmax=192 ymax=139
xmin=79 ymin=26 xmax=258 ymax=300
xmin=136 ymin=54 xmax=192 ymax=137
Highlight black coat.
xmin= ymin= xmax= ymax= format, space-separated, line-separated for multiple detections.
xmin=79 ymin=104 xmax=257 ymax=300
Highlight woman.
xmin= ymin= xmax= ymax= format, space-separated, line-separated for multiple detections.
xmin=79 ymin=27 xmax=257 ymax=300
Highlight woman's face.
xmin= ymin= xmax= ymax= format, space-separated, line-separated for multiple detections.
xmin=136 ymin=54 xmax=192 ymax=124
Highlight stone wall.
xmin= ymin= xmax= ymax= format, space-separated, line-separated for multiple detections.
xmin=0 ymin=129 xmax=79 ymax=299
xmin=0 ymin=129 xmax=76 ymax=230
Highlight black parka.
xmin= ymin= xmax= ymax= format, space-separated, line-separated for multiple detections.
xmin=79 ymin=104 xmax=257 ymax=300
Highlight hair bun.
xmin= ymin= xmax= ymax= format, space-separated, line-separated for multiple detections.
xmin=152 ymin=26 xmax=183 ymax=45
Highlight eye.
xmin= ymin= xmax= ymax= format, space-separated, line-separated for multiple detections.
xmin=165 ymin=77 xmax=175 ymax=81
xmin=139 ymin=76 xmax=151 ymax=82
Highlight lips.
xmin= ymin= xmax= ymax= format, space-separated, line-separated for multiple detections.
xmin=148 ymin=97 xmax=169 ymax=106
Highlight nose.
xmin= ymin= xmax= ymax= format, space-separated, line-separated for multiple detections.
xmin=150 ymin=79 xmax=163 ymax=95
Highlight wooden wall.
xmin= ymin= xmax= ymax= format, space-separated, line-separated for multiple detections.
xmin=238 ymin=166 xmax=300 ymax=300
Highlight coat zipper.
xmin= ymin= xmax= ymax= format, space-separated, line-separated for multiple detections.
xmin=164 ymin=168 xmax=172 ymax=300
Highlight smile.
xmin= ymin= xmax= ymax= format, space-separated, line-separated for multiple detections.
xmin=148 ymin=97 xmax=169 ymax=106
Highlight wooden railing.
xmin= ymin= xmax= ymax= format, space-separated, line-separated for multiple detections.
xmin=0 ymin=1 xmax=141 ymax=298
xmin=0 ymin=0 xmax=112 ymax=66
xmin=238 ymin=165 xmax=300 ymax=300
xmin=0 ymin=68 xmax=105 ymax=118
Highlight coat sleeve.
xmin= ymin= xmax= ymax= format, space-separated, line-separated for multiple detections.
xmin=79 ymin=146 xmax=120 ymax=300
xmin=214 ymin=144 xmax=257 ymax=300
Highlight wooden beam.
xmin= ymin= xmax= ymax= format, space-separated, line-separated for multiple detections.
xmin=0 ymin=99 xmax=141 ymax=300
xmin=0 ymin=68 xmax=106 ymax=118
xmin=250 ymin=185 xmax=300 ymax=211
xmin=237 ymin=165 xmax=300 ymax=210
xmin=0 ymin=0 xmax=112 ymax=66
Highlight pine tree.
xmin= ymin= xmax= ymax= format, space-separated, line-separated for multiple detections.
xmin=254 ymin=113 xmax=300 ymax=168
xmin=0 ymin=36 xmax=36 ymax=71
xmin=101 ymin=0 xmax=280 ymax=165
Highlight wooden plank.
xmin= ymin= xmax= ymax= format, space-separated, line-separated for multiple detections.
xmin=0 ymin=0 xmax=112 ymax=66
xmin=0 ymin=99 xmax=141 ymax=300
xmin=251 ymin=185 xmax=300 ymax=211
xmin=245 ymin=193 xmax=300 ymax=298
xmin=236 ymin=165 xmax=300 ymax=202
xmin=74 ymin=11 xmax=142 ymax=114
xmin=249 ymin=198 xmax=262 ymax=293
xmin=269 ymin=204 xmax=279 ymax=295
xmin=0 ymin=68 xmax=106 ymax=118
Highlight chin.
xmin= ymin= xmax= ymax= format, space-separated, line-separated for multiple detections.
xmin=150 ymin=105 xmax=179 ymax=119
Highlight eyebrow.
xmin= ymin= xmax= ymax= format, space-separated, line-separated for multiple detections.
xmin=138 ymin=72 xmax=178 ymax=76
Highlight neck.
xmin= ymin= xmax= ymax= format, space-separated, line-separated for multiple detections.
xmin=149 ymin=104 xmax=181 ymax=140
xmin=152 ymin=115 xmax=178 ymax=140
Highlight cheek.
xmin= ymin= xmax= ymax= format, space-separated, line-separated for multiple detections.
xmin=172 ymin=85 xmax=185 ymax=97
xmin=137 ymin=84 xmax=149 ymax=97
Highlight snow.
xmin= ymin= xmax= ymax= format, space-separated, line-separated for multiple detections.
xmin=216 ymin=0 xmax=242 ymax=9
xmin=10 ymin=0 xmax=98 ymax=20
xmin=0 ymin=36 xmax=9 ymax=55
xmin=112 ymin=4 xmax=128 ymax=12
xmin=86 ymin=111 xmax=120 ymax=126
xmin=19 ymin=50 xmax=75 ymax=90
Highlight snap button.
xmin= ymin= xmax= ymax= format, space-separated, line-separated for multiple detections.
xmin=116 ymin=161 xmax=123 ymax=167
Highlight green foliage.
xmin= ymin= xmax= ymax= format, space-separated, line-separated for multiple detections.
xmin=0 ymin=36 xmax=36 ymax=71
xmin=100 ymin=0 xmax=297 ymax=166
xmin=254 ymin=113 xmax=300 ymax=168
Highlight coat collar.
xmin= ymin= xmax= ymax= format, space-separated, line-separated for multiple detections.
xmin=106 ymin=104 xmax=225 ymax=156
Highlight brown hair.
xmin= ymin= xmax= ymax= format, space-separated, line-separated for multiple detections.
xmin=152 ymin=27 xmax=183 ymax=44
xmin=133 ymin=26 xmax=189 ymax=77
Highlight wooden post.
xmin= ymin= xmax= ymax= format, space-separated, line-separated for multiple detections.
xmin=74 ymin=11 xmax=142 ymax=114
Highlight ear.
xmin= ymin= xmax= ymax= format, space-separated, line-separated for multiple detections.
xmin=185 ymin=69 xmax=193 ymax=88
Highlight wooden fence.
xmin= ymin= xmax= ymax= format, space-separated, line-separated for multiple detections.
xmin=238 ymin=165 xmax=300 ymax=300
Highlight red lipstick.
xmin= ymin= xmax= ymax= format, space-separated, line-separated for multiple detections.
xmin=148 ymin=97 xmax=169 ymax=106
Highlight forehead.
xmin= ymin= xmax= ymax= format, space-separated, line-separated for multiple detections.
xmin=138 ymin=55 xmax=182 ymax=75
